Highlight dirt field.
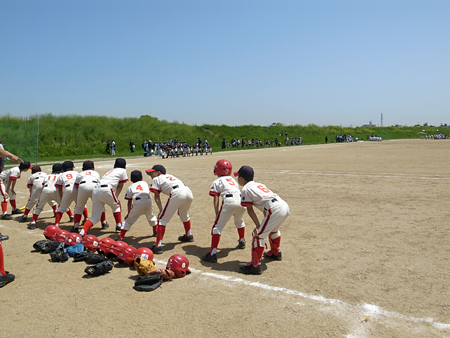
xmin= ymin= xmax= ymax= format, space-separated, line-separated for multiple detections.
xmin=1 ymin=139 xmax=449 ymax=338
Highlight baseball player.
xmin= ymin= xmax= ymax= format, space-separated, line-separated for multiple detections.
xmin=71 ymin=160 xmax=108 ymax=233
xmin=53 ymin=161 xmax=77 ymax=227
xmin=28 ymin=163 xmax=65 ymax=229
xmin=202 ymin=159 xmax=246 ymax=263
xmin=20 ymin=166 xmax=55 ymax=222
xmin=116 ymin=170 xmax=157 ymax=241
xmin=79 ymin=158 xmax=128 ymax=237
xmin=234 ymin=166 xmax=290 ymax=275
xmin=145 ymin=164 xmax=194 ymax=254
xmin=0 ymin=161 xmax=32 ymax=220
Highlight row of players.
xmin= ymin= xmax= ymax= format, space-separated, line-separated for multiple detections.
xmin=0 ymin=158 xmax=290 ymax=276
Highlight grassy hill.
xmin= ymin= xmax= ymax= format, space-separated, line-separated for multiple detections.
xmin=1 ymin=113 xmax=448 ymax=163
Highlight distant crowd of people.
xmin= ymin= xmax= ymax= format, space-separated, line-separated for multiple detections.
xmin=421 ymin=134 xmax=447 ymax=140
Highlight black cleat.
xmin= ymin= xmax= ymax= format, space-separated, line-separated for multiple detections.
xmin=263 ymin=250 xmax=282 ymax=261
xmin=151 ymin=230 xmax=157 ymax=237
xmin=101 ymin=222 xmax=109 ymax=229
xmin=0 ymin=233 xmax=9 ymax=241
xmin=178 ymin=234 xmax=194 ymax=242
xmin=201 ymin=253 xmax=217 ymax=263
xmin=19 ymin=216 xmax=28 ymax=222
xmin=27 ymin=222 xmax=37 ymax=230
xmin=1 ymin=214 xmax=13 ymax=220
xmin=0 ymin=273 xmax=15 ymax=288
xmin=11 ymin=209 xmax=23 ymax=215
xmin=70 ymin=227 xmax=79 ymax=233
xmin=236 ymin=240 xmax=246 ymax=249
xmin=115 ymin=224 xmax=121 ymax=232
xmin=151 ymin=245 xmax=163 ymax=255
xmin=239 ymin=264 xmax=262 ymax=275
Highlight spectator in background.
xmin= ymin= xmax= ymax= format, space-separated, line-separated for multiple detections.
xmin=130 ymin=140 xmax=135 ymax=153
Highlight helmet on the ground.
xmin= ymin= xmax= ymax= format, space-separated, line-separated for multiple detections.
xmin=81 ymin=235 xmax=99 ymax=252
xmin=64 ymin=233 xmax=82 ymax=246
xmin=166 ymin=254 xmax=191 ymax=278
xmin=54 ymin=229 xmax=70 ymax=242
xmin=118 ymin=246 xmax=137 ymax=266
xmin=133 ymin=247 xmax=154 ymax=264
xmin=214 ymin=159 xmax=232 ymax=176
xmin=109 ymin=240 xmax=129 ymax=257
xmin=98 ymin=237 xmax=115 ymax=254
xmin=43 ymin=225 xmax=62 ymax=240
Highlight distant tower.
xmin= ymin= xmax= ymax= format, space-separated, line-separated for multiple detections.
xmin=381 ymin=113 xmax=383 ymax=127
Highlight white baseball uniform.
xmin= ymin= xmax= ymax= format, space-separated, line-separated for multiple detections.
xmin=240 ymin=181 xmax=290 ymax=241
xmin=33 ymin=173 xmax=60 ymax=216
xmin=122 ymin=180 xmax=156 ymax=231
xmin=0 ymin=167 xmax=21 ymax=202
xmin=150 ymin=174 xmax=193 ymax=225
xmin=73 ymin=169 xmax=100 ymax=215
xmin=55 ymin=170 xmax=78 ymax=213
xmin=88 ymin=167 xmax=128 ymax=225
xmin=209 ymin=176 xmax=245 ymax=235
xmin=25 ymin=171 xmax=55 ymax=211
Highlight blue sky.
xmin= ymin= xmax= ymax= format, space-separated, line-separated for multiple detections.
xmin=1 ymin=0 xmax=448 ymax=127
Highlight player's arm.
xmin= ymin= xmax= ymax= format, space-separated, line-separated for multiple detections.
xmin=245 ymin=204 xmax=260 ymax=231
xmin=153 ymin=192 xmax=163 ymax=214
xmin=0 ymin=149 xmax=20 ymax=163
xmin=127 ymin=199 xmax=133 ymax=214
xmin=58 ymin=185 xmax=64 ymax=201
xmin=4 ymin=181 xmax=12 ymax=199
xmin=115 ymin=182 xmax=124 ymax=198
xmin=213 ymin=195 xmax=220 ymax=216
xmin=10 ymin=180 xmax=17 ymax=196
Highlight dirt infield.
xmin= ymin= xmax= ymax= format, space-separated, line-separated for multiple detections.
xmin=1 ymin=139 xmax=449 ymax=337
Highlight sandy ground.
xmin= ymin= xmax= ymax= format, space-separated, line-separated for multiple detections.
xmin=0 ymin=139 xmax=449 ymax=338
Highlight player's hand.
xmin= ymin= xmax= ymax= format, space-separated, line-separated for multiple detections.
xmin=11 ymin=190 xmax=16 ymax=196
xmin=4 ymin=192 xmax=9 ymax=200
xmin=252 ymin=228 xmax=258 ymax=237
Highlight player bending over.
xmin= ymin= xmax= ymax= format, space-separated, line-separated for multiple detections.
xmin=235 ymin=166 xmax=290 ymax=275
xmin=202 ymin=159 xmax=246 ymax=263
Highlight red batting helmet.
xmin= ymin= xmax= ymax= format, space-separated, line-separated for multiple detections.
xmin=64 ymin=233 xmax=82 ymax=246
xmin=98 ymin=237 xmax=115 ymax=255
xmin=213 ymin=159 xmax=232 ymax=176
xmin=81 ymin=235 xmax=99 ymax=252
xmin=43 ymin=225 xmax=62 ymax=240
xmin=109 ymin=240 xmax=129 ymax=257
xmin=133 ymin=247 xmax=154 ymax=264
xmin=166 ymin=254 xmax=191 ymax=278
xmin=118 ymin=246 xmax=137 ymax=266
xmin=55 ymin=229 xmax=70 ymax=242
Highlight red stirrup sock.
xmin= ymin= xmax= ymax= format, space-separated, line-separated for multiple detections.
xmin=83 ymin=207 xmax=88 ymax=219
xmin=118 ymin=229 xmax=127 ymax=240
xmin=54 ymin=212 xmax=63 ymax=225
xmin=101 ymin=212 xmax=106 ymax=223
xmin=210 ymin=234 xmax=220 ymax=255
xmin=0 ymin=243 xmax=5 ymax=275
xmin=74 ymin=214 xmax=82 ymax=225
xmin=1 ymin=202 xmax=8 ymax=215
xmin=183 ymin=220 xmax=191 ymax=236
xmin=113 ymin=212 xmax=122 ymax=224
xmin=10 ymin=199 xmax=17 ymax=210
xmin=237 ymin=227 xmax=245 ymax=241
xmin=156 ymin=225 xmax=166 ymax=247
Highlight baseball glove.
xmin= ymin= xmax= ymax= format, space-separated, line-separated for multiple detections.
xmin=49 ymin=249 xmax=69 ymax=263
xmin=84 ymin=260 xmax=114 ymax=277
xmin=41 ymin=241 xmax=64 ymax=253
xmin=86 ymin=251 xmax=108 ymax=264
xmin=133 ymin=274 xmax=163 ymax=292
xmin=145 ymin=268 xmax=175 ymax=280
xmin=134 ymin=257 xmax=156 ymax=276
xmin=73 ymin=251 xmax=89 ymax=262
xmin=33 ymin=239 xmax=50 ymax=252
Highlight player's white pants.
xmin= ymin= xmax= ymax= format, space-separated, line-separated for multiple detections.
xmin=74 ymin=183 xmax=95 ymax=215
xmin=256 ymin=200 xmax=290 ymax=243
xmin=25 ymin=183 xmax=44 ymax=210
xmin=212 ymin=194 xmax=245 ymax=235
xmin=89 ymin=184 xmax=121 ymax=225
xmin=158 ymin=187 xmax=193 ymax=226
xmin=123 ymin=195 xmax=157 ymax=231
xmin=34 ymin=188 xmax=59 ymax=215
xmin=0 ymin=180 xmax=15 ymax=202
xmin=56 ymin=185 xmax=77 ymax=213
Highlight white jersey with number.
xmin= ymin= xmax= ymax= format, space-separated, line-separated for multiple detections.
xmin=209 ymin=175 xmax=245 ymax=234
xmin=150 ymin=174 xmax=193 ymax=226
xmin=240 ymin=180 xmax=289 ymax=239
xmin=74 ymin=170 xmax=100 ymax=215
xmin=55 ymin=170 xmax=78 ymax=213
xmin=0 ymin=166 xmax=22 ymax=201
xmin=100 ymin=168 xmax=128 ymax=191
xmin=34 ymin=173 xmax=59 ymax=215
xmin=122 ymin=180 xmax=156 ymax=230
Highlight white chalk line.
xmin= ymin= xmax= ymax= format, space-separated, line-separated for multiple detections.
xmin=154 ymin=259 xmax=450 ymax=333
